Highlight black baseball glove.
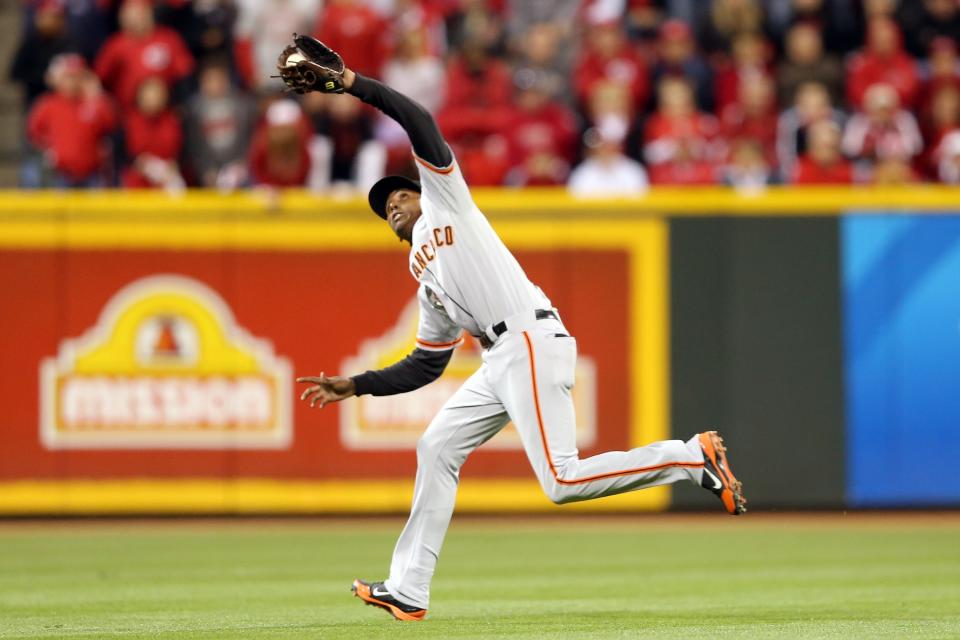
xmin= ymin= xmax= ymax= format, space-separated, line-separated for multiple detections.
xmin=277 ymin=34 xmax=345 ymax=94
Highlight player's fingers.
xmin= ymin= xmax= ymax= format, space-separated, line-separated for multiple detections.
xmin=296 ymin=376 xmax=323 ymax=384
xmin=299 ymin=385 xmax=320 ymax=401
xmin=310 ymin=392 xmax=328 ymax=408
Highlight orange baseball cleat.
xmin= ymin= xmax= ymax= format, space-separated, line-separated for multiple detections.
xmin=351 ymin=579 xmax=427 ymax=621
xmin=698 ymin=431 xmax=747 ymax=515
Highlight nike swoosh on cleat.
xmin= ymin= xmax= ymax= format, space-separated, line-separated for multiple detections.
xmin=372 ymin=587 xmax=391 ymax=598
xmin=704 ymin=468 xmax=723 ymax=490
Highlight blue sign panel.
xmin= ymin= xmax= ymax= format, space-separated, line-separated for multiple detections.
xmin=843 ymin=214 xmax=960 ymax=506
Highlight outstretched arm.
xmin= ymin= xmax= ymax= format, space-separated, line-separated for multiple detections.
xmin=343 ymin=69 xmax=452 ymax=168
xmin=297 ymin=347 xmax=453 ymax=408
xmin=277 ymin=35 xmax=451 ymax=168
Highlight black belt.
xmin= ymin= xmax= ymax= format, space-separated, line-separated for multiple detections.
xmin=478 ymin=309 xmax=557 ymax=349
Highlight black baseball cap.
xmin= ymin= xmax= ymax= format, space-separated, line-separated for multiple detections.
xmin=367 ymin=175 xmax=421 ymax=219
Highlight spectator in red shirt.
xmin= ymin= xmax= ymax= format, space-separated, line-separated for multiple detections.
xmin=27 ymin=54 xmax=116 ymax=188
xmin=455 ymin=135 xmax=512 ymax=187
xmin=713 ymin=31 xmax=772 ymax=116
xmin=647 ymin=138 xmax=717 ymax=185
xmin=644 ymin=76 xmax=720 ymax=175
xmin=249 ymin=99 xmax=312 ymax=188
xmin=122 ymin=76 xmax=185 ymax=192
xmin=438 ymin=37 xmax=513 ymax=141
xmin=505 ymin=76 xmax=578 ymax=186
xmin=721 ymin=137 xmax=778 ymax=192
xmin=720 ymin=73 xmax=779 ymax=166
xmin=436 ymin=35 xmax=514 ymax=185
xmin=94 ymin=0 xmax=194 ymax=110
xmin=842 ymin=83 xmax=923 ymax=180
xmin=919 ymin=38 xmax=960 ymax=117
xmin=313 ymin=0 xmax=390 ymax=78
xmin=776 ymin=81 xmax=847 ymax=177
xmin=573 ymin=17 xmax=649 ymax=117
xmin=791 ymin=120 xmax=853 ymax=184
xmin=923 ymin=84 xmax=960 ymax=177
xmin=846 ymin=16 xmax=920 ymax=109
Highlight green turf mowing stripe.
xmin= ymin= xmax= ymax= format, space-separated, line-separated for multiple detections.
xmin=0 ymin=516 xmax=958 ymax=639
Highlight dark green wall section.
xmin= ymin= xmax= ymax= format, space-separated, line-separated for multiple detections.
xmin=669 ymin=218 xmax=844 ymax=509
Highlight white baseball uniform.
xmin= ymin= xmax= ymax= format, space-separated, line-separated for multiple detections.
xmin=382 ymin=152 xmax=707 ymax=610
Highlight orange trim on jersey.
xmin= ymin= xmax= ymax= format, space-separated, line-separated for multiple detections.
xmin=521 ymin=331 xmax=703 ymax=485
xmin=414 ymin=154 xmax=455 ymax=175
xmin=416 ymin=336 xmax=463 ymax=349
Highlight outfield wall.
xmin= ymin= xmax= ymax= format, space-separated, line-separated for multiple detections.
xmin=0 ymin=188 xmax=957 ymax=514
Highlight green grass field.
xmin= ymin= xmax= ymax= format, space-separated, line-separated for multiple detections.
xmin=1 ymin=514 xmax=959 ymax=639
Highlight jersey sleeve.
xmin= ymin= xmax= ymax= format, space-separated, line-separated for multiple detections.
xmin=413 ymin=148 xmax=476 ymax=218
xmin=415 ymin=284 xmax=464 ymax=352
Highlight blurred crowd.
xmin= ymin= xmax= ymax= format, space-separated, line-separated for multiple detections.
xmin=10 ymin=0 xmax=960 ymax=195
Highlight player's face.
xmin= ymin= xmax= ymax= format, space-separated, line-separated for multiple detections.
xmin=385 ymin=189 xmax=422 ymax=242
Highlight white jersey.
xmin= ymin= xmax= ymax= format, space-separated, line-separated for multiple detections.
xmin=409 ymin=151 xmax=552 ymax=349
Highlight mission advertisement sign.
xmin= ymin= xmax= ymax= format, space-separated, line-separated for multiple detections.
xmin=36 ymin=273 xmax=597 ymax=452
xmin=39 ymin=275 xmax=293 ymax=449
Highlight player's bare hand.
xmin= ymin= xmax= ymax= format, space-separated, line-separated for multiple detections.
xmin=296 ymin=373 xmax=356 ymax=408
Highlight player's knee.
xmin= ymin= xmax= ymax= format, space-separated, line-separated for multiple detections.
xmin=543 ymin=481 xmax=578 ymax=505
xmin=415 ymin=432 xmax=439 ymax=461
xmin=416 ymin=432 xmax=460 ymax=471
xmin=540 ymin=459 xmax=585 ymax=504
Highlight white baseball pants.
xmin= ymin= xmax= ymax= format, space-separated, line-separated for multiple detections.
xmin=383 ymin=312 xmax=706 ymax=609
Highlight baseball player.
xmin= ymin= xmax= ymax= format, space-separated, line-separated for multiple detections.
xmin=285 ymin=35 xmax=746 ymax=622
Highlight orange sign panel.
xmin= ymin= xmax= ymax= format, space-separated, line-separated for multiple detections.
xmin=0 ymin=210 xmax=666 ymax=513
